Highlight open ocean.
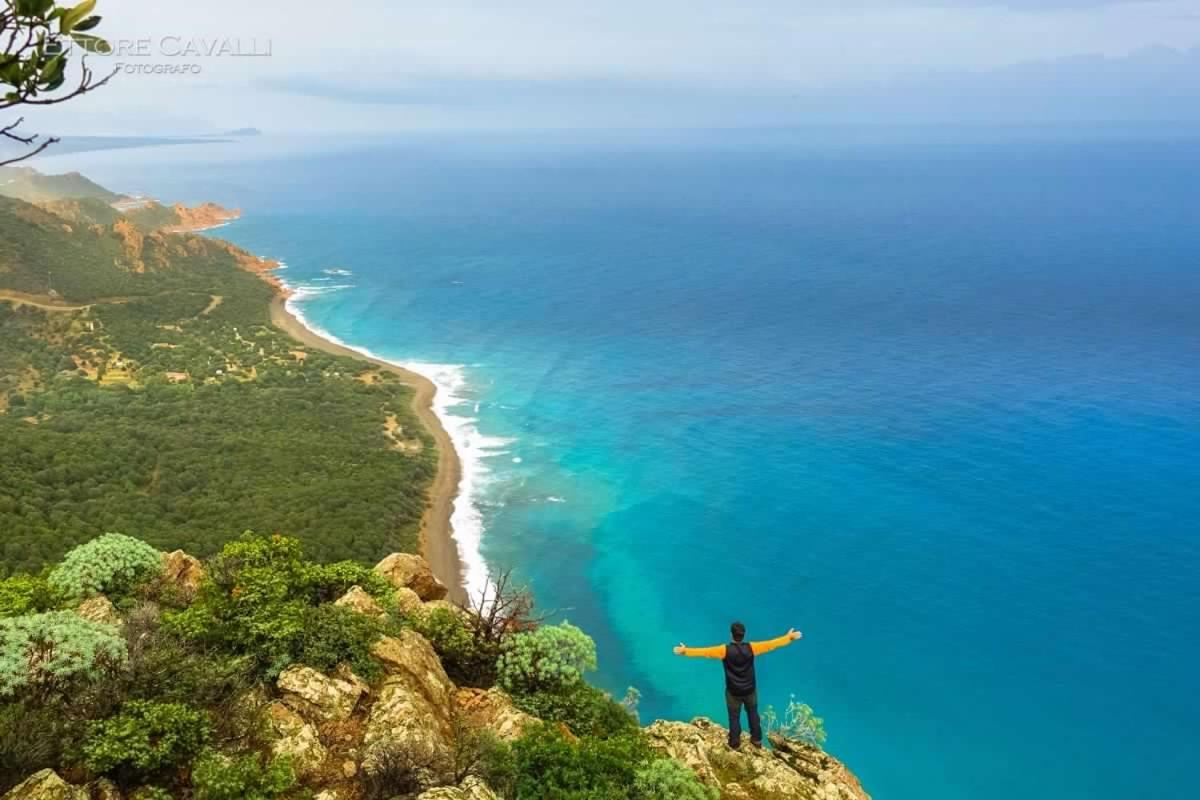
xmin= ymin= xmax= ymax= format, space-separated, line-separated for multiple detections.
xmin=52 ymin=131 xmax=1200 ymax=800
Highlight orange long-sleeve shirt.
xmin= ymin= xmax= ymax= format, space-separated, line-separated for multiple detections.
xmin=679 ymin=633 xmax=795 ymax=659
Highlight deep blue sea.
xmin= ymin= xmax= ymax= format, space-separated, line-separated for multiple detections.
xmin=52 ymin=131 xmax=1200 ymax=800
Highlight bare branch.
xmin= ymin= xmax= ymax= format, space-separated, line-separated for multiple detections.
xmin=1 ymin=4 xmax=116 ymax=163
xmin=0 ymin=134 xmax=57 ymax=166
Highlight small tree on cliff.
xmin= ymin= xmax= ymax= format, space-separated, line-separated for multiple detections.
xmin=1 ymin=0 xmax=113 ymax=166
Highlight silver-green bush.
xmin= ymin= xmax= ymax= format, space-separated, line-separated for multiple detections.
xmin=497 ymin=621 xmax=597 ymax=695
xmin=49 ymin=533 xmax=162 ymax=600
xmin=0 ymin=611 xmax=127 ymax=697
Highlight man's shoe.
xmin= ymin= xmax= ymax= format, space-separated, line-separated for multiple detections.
xmin=750 ymin=740 xmax=764 ymax=750
xmin=727 ymin=741 xmax=741 ymax=751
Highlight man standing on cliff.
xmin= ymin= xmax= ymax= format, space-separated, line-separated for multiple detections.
xmin=674 ymin=622 xmax=803 ymax=749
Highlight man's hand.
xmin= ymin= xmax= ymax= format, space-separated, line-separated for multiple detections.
xmin=788 ymin=628 xmax=803 ymax=641
xmin=673 ymin=642 xmax=687 ymax=655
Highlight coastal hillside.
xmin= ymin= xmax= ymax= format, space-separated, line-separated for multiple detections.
xmin=0 ymin=173 xmax=434 ymax=572
xmin=0 ymin=167 xmax=120 ymax=205
xmin=0 ymin=532 xmax=869 ymax=800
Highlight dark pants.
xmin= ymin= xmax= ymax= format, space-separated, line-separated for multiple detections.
xmin=725 ymin=690 xmax=761 ymax=748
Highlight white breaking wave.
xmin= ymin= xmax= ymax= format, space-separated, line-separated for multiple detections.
xmin=288 ymin=283 xmax=356 ymax=299
xmin=400 ymin=361 xmax=513 ymax=600
xmin=323 ymin=268 xmax=353 ymax=276
xmin=282 ymin=285 xmax=499 ymax=600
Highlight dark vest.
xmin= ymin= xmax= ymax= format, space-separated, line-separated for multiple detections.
xmin=722 ymin=641 xmax=756 ymax=696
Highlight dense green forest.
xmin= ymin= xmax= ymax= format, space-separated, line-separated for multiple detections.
xmin=0 ymin=184 xmax=435 ymax=574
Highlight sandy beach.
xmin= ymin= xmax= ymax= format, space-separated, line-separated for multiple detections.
xmin=269 ymin=295 xmax=467 ymax=603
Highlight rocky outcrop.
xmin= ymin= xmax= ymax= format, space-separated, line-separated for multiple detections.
xmin=416 ymin=778 xmax=498 ymax=800
xmin=335 ymin=585 xmax=387 ymax=618
xmin=645 ymin=718 xmax=870 ymax=800
xmin=454 ymin=687 xmax=536 ymax=742
xmin=374 ymin=553 xmax=448 ymax=601
xmin=0 ymin=770 xmax=86 ymax=800
xmin=163 ymin=202 xmax=241 ymax=232
xmin=394 ymin=586 xmax=424 ymax=614
xmin=160 ymin=549 xmax=204 ymax=600
xmin=278 ymin=665 xmax=365 ymax=722
xmin=423 ymin=599 xmax=470 ymax=619
xmin=371 ymin=631 xmax=455 ymax=706
xmin=364 ymin=630 xmax=456 ymax=758
xmin=75 ymin=595 xmax=120 ymax=626
xmin=266 ymin=701 xmax=329 ymax=778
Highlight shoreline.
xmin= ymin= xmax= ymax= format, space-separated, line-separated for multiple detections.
xmin=268 ymin=294 xmax=468 ymax=603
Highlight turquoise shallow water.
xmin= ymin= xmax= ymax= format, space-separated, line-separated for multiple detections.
xmin=56 ymin=132 xmax=1200 ymax=799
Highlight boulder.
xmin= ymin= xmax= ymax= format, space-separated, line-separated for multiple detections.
xmin=374 ymin=553 xmax=447 ymax=601
xmin=370 ymin=631 xmax=455 ymax=708
xmin=334 ymin=662 xmax=370 ymax=696
xmin=364 ymin=631 xmax=457 ymax=760
xmin=394 ymin=586 xmax=424 ymax=614
xmin=416 ymin=778 xmax=498 ymax=800
xmin=422 ymin=599 xmax=470 ymax=619
xmin=454 ymin=687 xmax=536 ymax=742
xmin=277 ymin=665 xmax=365 ymax=722
xmin=0 ymin=770 xmax=87 ymax=800
xmin=75 ymin=595 xmax=120 ymax=626
xmin=266 ymin=701 xmax=328 ymax=778
xmin=334 ymin=585 xmax=387 ymax=618
xmin=363 ymin=676 xmax=451 ymax=761
xmin=160 ymin=550 xmax=204 ymax=599
xmin=644 ymin=718 xmax=870 ymax=800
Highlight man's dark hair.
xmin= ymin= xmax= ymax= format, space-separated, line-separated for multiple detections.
xmin=730 ymin=621 xmax=746 ymax=642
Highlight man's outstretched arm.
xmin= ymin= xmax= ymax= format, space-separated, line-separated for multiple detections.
xmin=672 ymin=642 xmax=726 ymax=659
xmin=750 ymin=628 xmax=803 ymax=656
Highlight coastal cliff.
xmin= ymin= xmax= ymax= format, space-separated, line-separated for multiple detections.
xmin=0 ymin=167 xmax=868 ymax=799
xmin=0 ymin=535 xmax=869 ymax=800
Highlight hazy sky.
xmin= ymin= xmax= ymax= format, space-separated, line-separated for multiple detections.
xmin=29 ymin=0 xmax=1200 ymax=134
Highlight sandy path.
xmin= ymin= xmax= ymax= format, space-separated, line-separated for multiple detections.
xmin=200 ymin=295 xmax=224 ymax=316
xmin=269 ymin=296 xmax=467 ymax=602
xmin=0 ymin=291 xmax=92 ymax=311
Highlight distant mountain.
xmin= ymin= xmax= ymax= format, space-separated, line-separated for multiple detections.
xmin=0 ymin=166 xmax=122 ymax=204
xmin=224 ymin=127 xmax=262 ymax=136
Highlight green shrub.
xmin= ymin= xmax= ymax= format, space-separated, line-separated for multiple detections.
xmin=167 ymin=534 xmax=387 ymax=678
xmin=191 ymin=751 xmax=300 ymax=800
xmin=410 ymin=606 xmax=500 ymax=687
xmin=0 ymin=611 xmax=127 ymax=699
xmin=123 ymin=624 xmax=257 ymax=708
xmin=164 ymin=534 xmax=327 ymax=675
xmin=303 ymin=560 xmax=393 ymax=605
xmin=762 ymin=696 xmax=827 ymax=747
xmin=49 ymin=533 xmax=162 ymax=600
xmin=0 ymin=573 xmax=65 ymax=618
xmin=497 ymin=622 xmax=597 ymax=696
xmin=513 ymin=683 xmax=638 ymax=739
xmin=82 ymin=701 xmax=210 ymax=780
xmin=634 ymin=759 xmax=718 ymax=800
xmin=503 ymin=724 xmax=651 ymax=799
xmin=360 ymin=737 xmax=443 ymax=800
xmin=297 ymin=603 xmax=383 ymax=681
xmin=0 ymin=705 xmax=63 ymax=794
xmin=130 ymin=788 xmax=173 ymax=800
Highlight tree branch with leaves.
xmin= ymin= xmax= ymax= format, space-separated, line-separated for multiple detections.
xmin=1 ymin=0 xmax=113 ymax=166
